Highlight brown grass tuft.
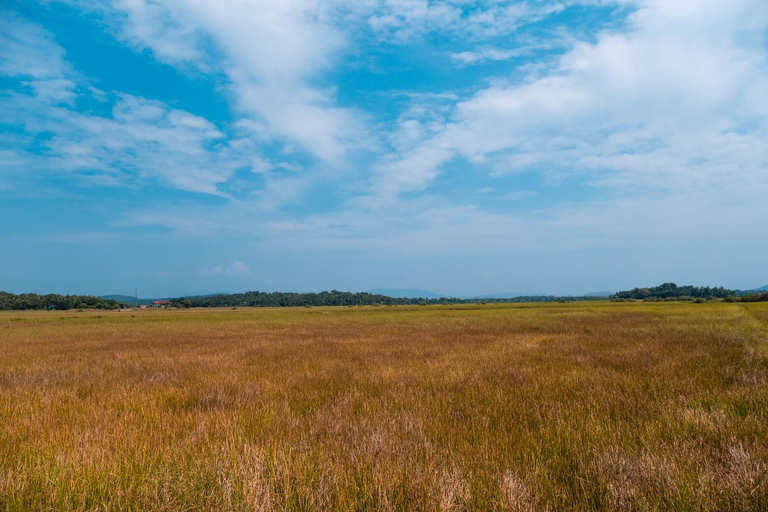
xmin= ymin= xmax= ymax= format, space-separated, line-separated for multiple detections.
xmin=501 ymin=470 xmax=539 ymax=511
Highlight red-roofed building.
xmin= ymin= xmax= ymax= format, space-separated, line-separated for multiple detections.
xmin=151 ymin=300 xmax=171 ymax=308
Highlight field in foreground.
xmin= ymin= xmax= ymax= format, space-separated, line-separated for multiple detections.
xmin=1 ymin=302 xmax=767 ymax=511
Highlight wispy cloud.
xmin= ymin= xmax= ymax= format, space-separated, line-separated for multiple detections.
xmin=60 ymin=0 xmax=371 ymax=165
xmin=2 ymin=89 xmax=253 ymax=195
xmin=0 ymin=9 xmax=77 ymax=103
xmin=203 ymin=261 xmax=250 ymax=276
xmin=0 ymin=16 xmax=257 ymax=196
xmin=366 ymin=0 xmax=768 ymax=202
xmin=365 ymin=1 xmax=568 ymax=41
xmin=450 ymin=47 xmax=527 ymax=66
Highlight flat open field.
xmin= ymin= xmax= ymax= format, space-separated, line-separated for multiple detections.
xmin=1 ymin=302 xmax=767 ymax=511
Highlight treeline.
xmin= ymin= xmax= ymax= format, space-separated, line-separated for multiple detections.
xmin=612 ymin=283 xmax=768 ymax=302
xmin=173 ymin=291 xmax=613 ymax=308
xmin=174 ymin=290 xmax=462 ymax=308
xmin=0 ymin=292 xmax=125 ymax=311
xmin=613 ymin=283 xmax=735 ymax=300
xmin=728 ymin=291 xmax=768 ymax=303
xmin=3 ymin=286 xmax=766 ymax=311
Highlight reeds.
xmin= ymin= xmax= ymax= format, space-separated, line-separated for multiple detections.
xmin=1 ymin=302 xmax=767 ymax=510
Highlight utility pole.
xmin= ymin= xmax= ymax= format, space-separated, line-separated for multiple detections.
xmin=135 ymin=288 xmax=138 ymax=307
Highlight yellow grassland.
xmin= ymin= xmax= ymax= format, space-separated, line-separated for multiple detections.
xmin=1 ymin=302 xmax=767 ymax=510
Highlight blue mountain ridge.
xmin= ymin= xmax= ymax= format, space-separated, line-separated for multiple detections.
xmin=366 ymin=288 xmax=445 ymax=299
xmin=100 ymin=293 xmax=226 ymax=305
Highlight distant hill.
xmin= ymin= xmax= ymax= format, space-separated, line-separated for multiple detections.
xmin=366 ymin=288 xmax=444 ymax=299
xmin=584 ymin=291 xmax=614 ymax=298
xmin=101 ymin=293 xmax=226 ymax=305
xmin=101 ymin=294 xmax=148 ymax=305
xmin=472 ymin=292 xmax=528 ymax=299
xmin=755 ymin=285 xmax=768 ymax=291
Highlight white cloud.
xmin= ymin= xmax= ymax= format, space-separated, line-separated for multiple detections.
xmin=365 ymin=1 xmax=569 ymax=41
xmin=60 ymin=0 xmax=370 ymax=165
xmin=0 ymin=10 xmax=70 ymax=79
xmin=462 ymin=2 xmax=566 ymax=38
xmin=369 ymin=0 xmax=768 ymax=200
xmin=227 ymin=261 xmax=250 ymax=275
xmin=450 ymin=47 xmax=526 ymax=66
xmin=204 ymin=261 xmax=250 ymax=276
xmin=368 ymin=142 xmax=454 ymax=204
xmin=0 ymin=13 xmax=268 ymax=196
xmin=0 ymin=9 xmax=77 ymax=103
xmin=366 ymin=0 xmax=462 ymax=41
xmin=52 ymin=1 xmax=592 ymax=167
xmin=2 ymin=88 xmax=252 ymax=195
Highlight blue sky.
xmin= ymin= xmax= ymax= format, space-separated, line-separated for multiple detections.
xmin=1 ymin=0 xmax=767 ymax=297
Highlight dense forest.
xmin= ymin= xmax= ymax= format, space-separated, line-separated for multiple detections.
xmin=172 ymin=292 xmax=606 ymax=308
xmin=174 ymin=291 xmax=460 ymax=308
xmin=612 ymin=283 xmax=768 ymax=302
xmin=0 ymin=290 xmax=576 ymax=310
xmin=613 ymin=283 xmax=735 ymax=299
xmin=0 ymin=292 xmax=125 ymax=311
xmin=733 ymin=291 xmax=768 ymax=302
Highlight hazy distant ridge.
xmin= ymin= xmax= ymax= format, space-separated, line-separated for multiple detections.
xmin=366 ymin=289 xmax=444 ymax=299
xmin=472 ymin=292 xmax=528 ymax=299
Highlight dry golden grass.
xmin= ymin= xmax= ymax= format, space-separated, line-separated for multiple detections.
xmin=1 ymin=302 xmax=767 ymax=510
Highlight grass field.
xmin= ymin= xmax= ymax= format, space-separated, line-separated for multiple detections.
xmin=1 ymin=302 xmax=767 ymax=511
